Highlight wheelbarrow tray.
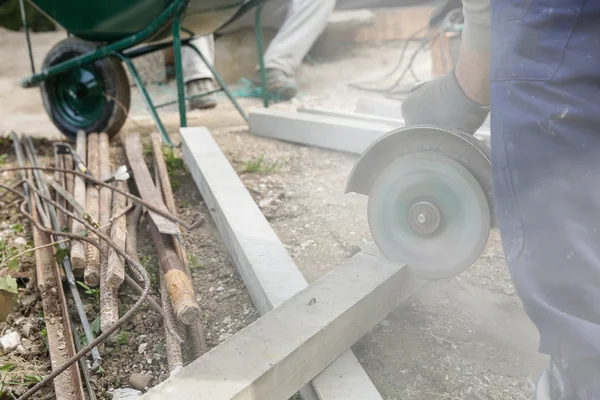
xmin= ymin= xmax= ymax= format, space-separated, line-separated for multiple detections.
xmin=28 ymin=0 xmax=245 ymax=43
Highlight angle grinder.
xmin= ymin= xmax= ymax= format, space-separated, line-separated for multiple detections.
xmin=345 ymin=125 xmax=494 ymax=280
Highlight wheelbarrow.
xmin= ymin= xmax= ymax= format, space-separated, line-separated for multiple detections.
xmin=17 ymin=0 xmax=271 ymax=146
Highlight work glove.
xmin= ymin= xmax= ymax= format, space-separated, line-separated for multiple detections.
xmin=400 ymin=69 xmax=490 ymax=134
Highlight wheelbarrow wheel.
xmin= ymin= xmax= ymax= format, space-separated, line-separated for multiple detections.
xmin=40 ymin=38 xmax=130 ymax=140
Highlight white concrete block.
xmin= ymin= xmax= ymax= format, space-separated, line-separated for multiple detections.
xmin=180 ymin=127 xmax=386 ymax=400
xmin=141 ymin=247 xmax=424 ymax=400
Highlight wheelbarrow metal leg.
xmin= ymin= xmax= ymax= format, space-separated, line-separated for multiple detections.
xmin=255 ymin=4 xmax=269 ymax=108
xmin=118 ymin=54 xmax=175 ymax=147
xmin=172 ymin=10 xmax=187 ymax=128
xmin=186 ymin=43 xmax=248 ymax=121
xmin=18 ymin=0 xmax=35 ymax=74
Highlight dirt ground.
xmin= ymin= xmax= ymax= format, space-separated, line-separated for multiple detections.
xmin=0 ymin=26 xmax=548 ymax=400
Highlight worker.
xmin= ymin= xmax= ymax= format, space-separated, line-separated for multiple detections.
xmin=401 ymin=0 xmax=600 ymax=399
xmin=182 ymin=0 xmax=336 ymax=110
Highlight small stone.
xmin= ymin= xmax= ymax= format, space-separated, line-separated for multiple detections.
xmin=21 ymin=294 xmax=37 ymax=307
xmin=15 ymin=345 xmax=26 ymax=354
xmin=300 ymin=239 xmax=315 ymax=250
xmin=216 ymin=286 xmax=224 ymax=292
xmin=13 ymin=237 xmax=27 ymax=247
xmin=0 ymin=331 xmax=21 ymax=354
xmin=209 ymin=287 xmax=215 ymax=292
xmin=138 ymin=343 xmax=148 ymax=354
xmin=21 ymin=322 xmax=33 ymax=338
xmin=243 ymin=309 xmax=250 ymax=315
xmin=218 ymin=332 xmax=233 ymax=343
xmin=222 ymin=316 xmax=232 ymax=324
xmin=111 ymin=388 xmax=142 ymax=400
xmin=129 ymin=372 xmax=153 ymax=391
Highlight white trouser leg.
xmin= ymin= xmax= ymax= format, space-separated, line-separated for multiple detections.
xmin=262 ymin=0 xmax=335 ymax=76
xmin=182 ymin=34 xmax=215 ymax=83
xmin=218 ymin=0 xmax=336 ymax=76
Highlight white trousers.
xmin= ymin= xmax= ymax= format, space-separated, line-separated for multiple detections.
xmin=182 ymin=0 xmax=336 ymax=83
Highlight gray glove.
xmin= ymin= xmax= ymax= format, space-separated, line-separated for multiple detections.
xmin=400 ymin=69 xmax=490 ymax=134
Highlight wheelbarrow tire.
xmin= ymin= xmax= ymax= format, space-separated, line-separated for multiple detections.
xmin=40 ymin=38 xmax=130 ymax=140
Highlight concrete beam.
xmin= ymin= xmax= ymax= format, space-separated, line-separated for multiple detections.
xmin=248 ymin=108 xmax=398 ymax=155
xmin=141 ymin=246 xmax=425 ymax=400
xmin=179 ymin=127 xmax=385 ymax=400
xmin=354 ymin=97 xmax=491 ymax=146
xmin=248 ymin=105 xmax=491 ymax=154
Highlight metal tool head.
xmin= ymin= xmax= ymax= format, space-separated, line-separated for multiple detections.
xmin=357 ymin=125 xmax=493 ymax=280
xmin=53 ymin=142 xmax=74 ymax=155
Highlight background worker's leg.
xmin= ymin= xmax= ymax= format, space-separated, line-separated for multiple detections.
xmin=219 ymin=0 xmax=336 ymax=99
xmin=490 ymin=0 xmax=600 ymax=398
xmin=260 ymin=0 xmax=335 ymax=77
xmin=182 ymin=35 xmax=217 ymax=109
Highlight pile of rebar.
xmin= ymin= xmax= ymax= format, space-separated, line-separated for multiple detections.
xmin=1 ymin=131 xmax=207 ymax=400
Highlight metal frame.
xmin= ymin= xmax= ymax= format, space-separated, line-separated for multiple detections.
xmin=18 ymin=0 xmax=270 ymax=147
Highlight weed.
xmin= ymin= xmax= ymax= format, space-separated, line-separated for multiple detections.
xmin=0 ymin=239 xmax=20 ymax=273
xmin=11 ymin=224 xmax=23 ymax=234
xmin=153 ymin=343 xmax=166 ymax=355
xmin=53 ymin=245 xmax=70 ymax=264
xmin=0 ymin=154 xmax=7 ymax=165
xmin=162 ymin=146 xmax=186 ymax=191
xmin=188 ymin=254 xmax=203 ymax=270
xmin=140 ymin=255 xmax=158 ymax=287
xmin=22 ymin=375 xmax=42 ymax=385
xmin=113 ymin=330 xmax=129 ymax=347
xmin=76 ymin=281 xmax=100 ymax=307
xmin=239 ymin=155 xmax=279 ymax=174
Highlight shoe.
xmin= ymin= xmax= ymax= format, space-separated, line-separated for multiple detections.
xmin=529 ymin=360 xmax=576 ymax=400
xmin=251 ymin=68 xmax=298 ymax=101
xmin=186 ymin=78 xmax=217 ymax=110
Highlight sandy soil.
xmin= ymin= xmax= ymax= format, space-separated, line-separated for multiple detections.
xmin=0 ymin=26 xmax=548 ymax=400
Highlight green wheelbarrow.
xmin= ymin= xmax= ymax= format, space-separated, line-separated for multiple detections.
xmin=18 ymin=0 xmax=270 ymax=146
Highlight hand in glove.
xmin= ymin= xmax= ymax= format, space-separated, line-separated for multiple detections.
xmin=400 ymin=68 xmax=490 ymax=135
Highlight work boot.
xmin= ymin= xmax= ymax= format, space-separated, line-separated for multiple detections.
xmin=530 ymin=360 xmax=577 ymax=400
xmin=186 ymin=78 xmax=217 ymax=110
xmin=251 ymin=68 xmax=298 ymax=101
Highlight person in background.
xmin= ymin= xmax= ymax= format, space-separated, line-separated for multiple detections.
xmin=401 ymin=0 xmax=600 ymax=399
xmin=182 ymin=0 xmax=336 ymax=110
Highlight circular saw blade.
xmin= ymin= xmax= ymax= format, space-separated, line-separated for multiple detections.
xmin=367 ymin=151 xmax=491 ymax=280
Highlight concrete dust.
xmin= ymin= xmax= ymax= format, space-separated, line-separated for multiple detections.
xmin=0 ymin=26 xmax=547 ymax=400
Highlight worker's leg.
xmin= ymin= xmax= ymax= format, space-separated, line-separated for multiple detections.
xmin=181 ymin=35 xmax=217 ymax=110
xmin=490 ymin=0 xmax=600 ymax=398
xmin=220 ymin=0 xmax=336 ymax=99
xmin=260 ymin=0 xmax=335 ymax=76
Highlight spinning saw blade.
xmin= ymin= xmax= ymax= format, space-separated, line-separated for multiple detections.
xmin=366 ymin=126 xmax=493 ymax=280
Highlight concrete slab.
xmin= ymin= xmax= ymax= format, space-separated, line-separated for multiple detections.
xmin=354 ymin=97 xmax=491 ymax=146
xmin=248 ymin=108 xmax=397 ymax=155
xmin=249 ymin=105 xmax=491 ymax=154
xmin=141 ymin=246 xmax=425 ymax=400
xmin=180 ymin=127 xmax=385 ymax=400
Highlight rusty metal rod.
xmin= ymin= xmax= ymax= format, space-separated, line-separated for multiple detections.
xmin=22 ymin=136 xmax=101 ymax=365
xmin=0 ymin=166 xmax=204 ymax=231
xmin=0 ymin=184 xmax=151 ymax=400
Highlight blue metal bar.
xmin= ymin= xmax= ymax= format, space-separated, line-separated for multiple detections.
xmin=255 ymin=4 xmax=269 ymax=108
xmin=186 ymin=42 xmax=248 ymax=121
xmin=118 ymin=54 xmax=175 ymax=147
xmin=155 ymin=88 xmax=222 ymax=109
xmin=18 ymin=0 xmax=35 ymax=74
xmin=172 ymin=8 xmax=187 ymax=128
